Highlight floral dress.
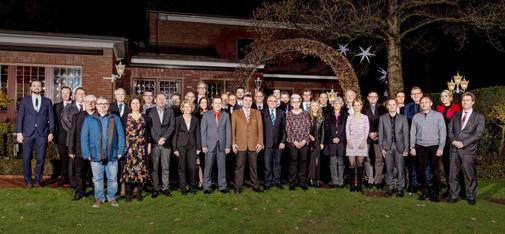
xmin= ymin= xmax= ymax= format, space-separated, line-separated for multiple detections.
xmin=121 ymin=114 xmax=149 ymax=184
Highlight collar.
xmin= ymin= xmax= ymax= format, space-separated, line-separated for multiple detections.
xmin=463 ymin=108 xmax=473 ymax=115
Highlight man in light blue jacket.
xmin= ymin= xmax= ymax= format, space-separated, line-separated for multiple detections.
xmin=81 ymin=96 xmax=125 ymax=208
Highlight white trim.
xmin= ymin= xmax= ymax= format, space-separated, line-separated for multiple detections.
xmin=156 ymin=12 xmax=293 ymax=29
xmin=263 ymin=73 xmax=337 ymax=80
xmin=0 ymin=62 xmax=82 ymax=68
xmin=131 ymin=57 xmax=265 ymax=69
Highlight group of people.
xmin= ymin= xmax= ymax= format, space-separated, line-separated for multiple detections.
xmin=16 ymin=80 xmax=485 ymax=208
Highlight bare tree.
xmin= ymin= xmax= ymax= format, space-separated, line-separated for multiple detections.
xmin=251 ymin=0 xmax=505 ymax=94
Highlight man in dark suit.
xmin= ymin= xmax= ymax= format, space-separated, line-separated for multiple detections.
xmin=395 ymin=91 xmax=406 ymax=114
xmin=16 ymin=80 xmax=55 ymax=188
xmin=53 ymin=86 xmax=73 ymax=186
xmin=363 ymin=91 xmax=388 ymax=189
xmin=67 ymin=94 xmax=94 ymax=200
xmin=109 ymin=88 xmax=128 ymax=195
xmin=252 ymin=90 xmax=265 ymax=111
xmin=148 ymin=93 xmax=175 ymax=198
xmin=277 ymin=91 xmax=291 ymax=114
xmin=447 ymin=92 xmax=485 ymax=205
xmin=262 ymin=95 xmax=286 ymax=190
xmin=379 ymin=99 xmax=410 ymax=197
xmin=196 ymin=81 xmax=207 ymax=105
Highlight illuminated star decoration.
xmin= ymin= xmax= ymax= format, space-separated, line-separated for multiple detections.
xmin=355 ymin=46 xmax=375 ymax=63
xmin=377 ymin=67 xmax=387 ymax=83
xmin=337 ymin=43 xmax=350 ymax=56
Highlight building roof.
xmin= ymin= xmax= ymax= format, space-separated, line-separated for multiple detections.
xmin=0 ymin=30 xmax=127 ymax=59
xmin=131 ymin=53 xmax=264 ymax=70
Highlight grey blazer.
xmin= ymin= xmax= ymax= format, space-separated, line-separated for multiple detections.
xmin=448 ymin=111 xmax=485 ymax=155
xmin=148 ymin=107 xmax=175 ymax=148
xmin=201 ymin=110 xmax=231 ymax=152
xmin=378 ymin=113 xmax=409 ymax=153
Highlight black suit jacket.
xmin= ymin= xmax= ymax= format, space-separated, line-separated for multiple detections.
xmin=67 ymin=111 xmax=90 ymax=158
xmin=261 ymin=108 xmax=286 ymax=148
xmin=53 ymin=101 xmax=70 ymax=145
xmin=172 ymin=115 xmax=201 ymax=150
xmin=148 ymin=107 xmax=175 ymax=148
xmin=448 ymin=111 xmax=486 ymax=155
xmin=363 ymin=103 xmax=387 ymax=143
xmin=323 ymin=109 xmax=348 ymax=156
xmin=110 ymin=102 xmax=129 ymax=129
xmin=252 ymin=102 xmax=265 ymax=111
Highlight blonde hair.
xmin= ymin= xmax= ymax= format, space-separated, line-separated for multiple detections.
xmin=309 ymin=101 xmax=323 ymax=122
xmin=180 ymin=99 xmax=195 ymax=112
xmin=440 ymin=89 xmax=453 ymax=99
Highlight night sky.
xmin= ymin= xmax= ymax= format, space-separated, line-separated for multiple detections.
xmin=1 ymin=0 xmax=503 ymax=94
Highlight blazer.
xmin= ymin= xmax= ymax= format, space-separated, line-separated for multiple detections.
xmin=110 ymin=102 xmax=129 ymax=129
xmin=53 ymin=101 xmax=71 ymax=144
xmin=323 ymin=109 xmax=348 ymax=156
xmin=147 ymin=106 xmax=175 ymax=148
xmin=16 ymin=95 xmax=55 ymax=137
xmin=252 ymin=102 xmax=265 ymax=111
xmin=61 ymin=102 xmax=81 ymax=132
xmin=172 ymin=115 xmax=201 ymax=150
xmin=448 ymin=111 xmax=485 ymax=155
xmin=67 ymin=111 xmax=91 ymax=158
xmin=363 ymin=103 xmax=387 ymax=136
xmin=378 ymin=113 xmax=410 ymax=153
xmin=261 ymin=108 xmax=286 ymax=149
xmin=201 ymin=110 xmax=231 ymax=152
xmin=232 ymin=108 xmax=264 ymax=151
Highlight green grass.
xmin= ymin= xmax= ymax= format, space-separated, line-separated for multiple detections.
xmin=1 ymin=181 xmax=505 ymax=234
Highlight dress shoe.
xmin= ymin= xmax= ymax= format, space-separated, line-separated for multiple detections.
xmin=203 ymin=189 xmax=211 ymax=195
xmin=234 ymin=188 xmax=242 ymax=194
xmin=430 ymin=193 xmax=439 ymax=203
xmin=384 ymin=191 xmax=393 ymax=197
xmin=252 ymin=187 xmax=264 ymax=193
xmin=219 ymin=189 xmax=229 ymax=194
xmin=181 ymin=188 xmax=188 ymax=196
xmin=189 ymin=188 xmax=196 ymax=195
xmin=300 ymin=184 xmax=309 ymax=191
xmin=32 ymin=183 xmax=41 ymax=189
xmin=72 ymin=194 xmax=84 ymax=201
xmin=442 ymin=190 xmax=450 ymax=198
xmin=337 ymin=185 xmax=345 ymax=189
xmin=161 ymin=190 xmax=173 ymax=197
xmin=375 ymin=183 xmax=384 ymax=190
xmin=366 ymin=183 xmax=373 ymax=189
xmin=289 ymin=185 xmax=296 ymax=191
xmin=308 ymin=179 xmax=315 ymax=187
xmin=151 ymin=190 xmax=159 ymax=198
xmin=314 ymin=181 xmax=321 ymax=188
xmin=467 ymin=199 xmax=476 ymax=205
xmin=447 ymin=198 xmax=457 ymax=203
xmin=25 ymin=184 xmax=32 ymax=189
xmin=92 ymin=200 xmax=101 ymax=208
xmin=418 ymin=193 xmax=430 ymax=200
xmin=396 ymin=190 xmax=405 ymax=197
xmin=459 ymin=192 xmax=467 ymax=200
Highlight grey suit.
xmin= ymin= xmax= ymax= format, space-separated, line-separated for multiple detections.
xmin=200 ymin=110 xmax=231 ymax=190
xmin=448 ymin=111 xmax=485 ymax=201
xmin=148 ymin=106 xmax=175 ymax=191
xmin=378 ymin=113 xmax=409 ymax=191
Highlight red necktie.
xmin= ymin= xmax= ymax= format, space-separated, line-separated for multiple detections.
xmin=461 ymin=112 xmax=468 ymax=129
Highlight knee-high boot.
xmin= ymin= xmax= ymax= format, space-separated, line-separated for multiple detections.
xmin=357 ymin=166 xmax=363 ymax=192
xmin=349 ymin=168 xmax=355 ymax=192
xmin=125 ymin=183 xmax=132 ymax=202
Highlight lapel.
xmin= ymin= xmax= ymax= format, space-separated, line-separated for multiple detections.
xmin=454 ymin=112 xmax=462 ymax=131
xmin=394 ymin=114 xmax=401 ymax=132
xmin=462 ymin=112 xmax=476 ymax=131
xmin=27 ymin=96 xmax=36 ymax=113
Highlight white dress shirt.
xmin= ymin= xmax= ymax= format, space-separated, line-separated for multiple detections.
xmin=461 ymin=108 xmax=473 ymax=130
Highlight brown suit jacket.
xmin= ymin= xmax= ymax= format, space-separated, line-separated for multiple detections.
xmin=232 ymin=108 xmax=264 ymax=151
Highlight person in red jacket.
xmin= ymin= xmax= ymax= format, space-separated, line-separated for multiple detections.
xmin=435 ymin=90 xmax=465 ymax=199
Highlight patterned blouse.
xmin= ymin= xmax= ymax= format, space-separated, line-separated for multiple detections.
xmin=286 ymin=110 xmax=311 ymax=143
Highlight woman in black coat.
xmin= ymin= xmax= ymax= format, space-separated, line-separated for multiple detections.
xmin=323 ymin=97 xmax=348 ymax=188
xmin=173 ymin=100 xmax=201 ymax=195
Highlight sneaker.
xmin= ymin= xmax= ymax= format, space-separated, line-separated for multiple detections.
xmin=92 ymin=200 xmax=101 ymax=208
xmin=110 ymin=200 xmax=119 ymax=207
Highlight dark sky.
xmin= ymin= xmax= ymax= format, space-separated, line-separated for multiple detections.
xmin=0 ymin=0 xmax=503 ymax=93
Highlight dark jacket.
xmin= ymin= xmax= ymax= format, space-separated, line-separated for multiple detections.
xmin=67 ymin=111 xmax=91 ymax=158
xmin=261 ymin=108 xmax=286 ymax=149
xmin=148 ymin=106 xmax=175 ymax=148
xmin=109 ymin=102 xmax=129 ymax=129
xmin=448 ymin=111 xmax=486 ymax=155
xmin=172 ymin=115 xmax=201 ymax=150
xmin=53 ymin=101 xmax=69 ymax=145
xmin=363 ymin=103 xmax=387 ymax=143
xmin=17 ymin=96 xmax=55 ymax=137
xmin=323 ymin=109 xmax=348 ymax=156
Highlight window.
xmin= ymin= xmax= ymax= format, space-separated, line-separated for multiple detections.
xmin=16 ymin=66 xmax=45 ymax=106
xmin=205 ymin=79 xmax=233 ymax=98
xmin=133 ymin=79 xmax=155 ymax=95
xmin=132 ymin=78 xmax=182 ymax=100
xmin=237 ymin=38 xmax=254 ymax=60
xmin=0 ymin=65 xmax=7 ymax=94
xmin=53 ymin=67 xmax=82 ymax=101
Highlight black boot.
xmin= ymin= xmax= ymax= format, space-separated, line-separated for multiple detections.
xmin=349 ymin=168 xmax=355 ymax=192
xmin=125 ymin=183 xmax=132 ymax=202
xmin=136 ymin=185 xmax=143 ymax=201
xmin=357 ymin=167 xmax=363 ymax=192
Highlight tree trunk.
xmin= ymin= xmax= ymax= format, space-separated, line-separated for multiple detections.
xmin=386 ymin=37 xmax=404 ymax=96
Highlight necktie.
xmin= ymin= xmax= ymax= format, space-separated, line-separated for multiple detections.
xmin=245 ymin=109 xmax=250 ymax=122
xmin=371 ymin=105 xmax=376 ymax=115
xmin=214 ymin=112 xmax=220 ymax=126
xmin=35 ymin=97 xmax=39 ymax=112
xmin=270 ymin=109 xmax=275 ymax=125
xmin=462 ymin=112 xmax=468 ymax=129
xmin=79 ymin=104 xmax=83 ymax=112
xmin=119 ymin=103 xmax=124 ymax=116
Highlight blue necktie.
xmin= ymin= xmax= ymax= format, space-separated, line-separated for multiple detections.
xmin=119 ymin=103 xmax=124 ymax=115
xmin=270 ymin=109 xmax=276 ymax=125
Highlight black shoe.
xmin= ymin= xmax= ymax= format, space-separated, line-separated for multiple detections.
xmin=151 ymin=191 xmax=159 ymax=198
xmin=418 ymin=193 xmax=430 ymax=200
xmin=252 ymin=187 xmax=264 ymax=193
xmin=72 ymin=194 xmax=84 ymax=201
xmin=376 ymin=183 xmax=384 ymax=190
xmin=447 ymin=198 xmax=457 ymax=203
xmin=468 ymin=199 xmax=476 ymax=205
xmin=289 ymin=185 xmax=296 ymax=191
xmin=366 ymin=183 xmax=373 ymax=189
xmin=219 ymin=189 xmax=229 ymax=194
xmin=181 ymin=188 xmax=188 ymax=196
xmin=189 ymin=188 xmax=196 ymax=195
xmin=300 ymin=184 xmax=309 ymax=191
xmin=336 ymin=185 xmax=345 ymax=189
xmin=397 ymin=190 xmax=405 ymax=197
xmin=234 ymin=188 xmax=242 ymax=194
xmin=203 ymin=189 xmax=211 ymax=195
xmin=459 ymin=192 xmax=467 ymax=200
xmin=161 ymin=189 xmax=173 ymax=197
xmin=442 ymin=190 xmax=450 ymax=198
xmin=314 ymin=181 xmax=321 ymax=188
xmin=430 ymin=193 xmax=439 ymax=202
xmin=308 ymin=179 xmax=315 ymax=187
xmin=411 ymin=186 xmax=419 ymax=193
xmin=384 ymin=191 xmax=393 ymax=197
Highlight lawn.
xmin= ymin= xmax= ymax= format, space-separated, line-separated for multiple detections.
xmin=1 ymin=180 xmax=504 ymax=234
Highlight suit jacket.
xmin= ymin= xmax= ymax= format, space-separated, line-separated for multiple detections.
xmin=110 ymin=102 xmax=129 ymax=129
xmin=404 ymin=102 xmax=420 ymax=122
xmin=277 ymin=102 xmax=292 ymax=113
xmin=148 ymin=106 xmax=175 ymax=148
xmin=232 ymin=108 xmax=264 ymax=151
xmin=252 ymin=102 xmax=265 ymax=111
xmin=378 ymin=113 xmax=409 ymax=153
xmin=201 ymin=110 xmax=231 ymax=152
xmin=172 ymin=115 xmax=201 ymax=150
xmin=17 ymin=95 xmax=55 ymax=137
xmin=363 ymin=103 xmax=387 ymax=143
xmin=323 ymin=109 xmax=348 ymax=156
xmin=61 ymin=102 xmax=81 ymax=132
xmin=53 ymin=101 xmax=71 ymax=144
xmin=261 ymin=108 xmax=286 ymax=149
xmin=448 ymin=111 xmax=485 ymax=155
xmin=67 ymin=111 xmax=91 ymax=158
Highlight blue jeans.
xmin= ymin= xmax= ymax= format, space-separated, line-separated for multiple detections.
xmin=90 ymin=160 xmax=118 ymax=202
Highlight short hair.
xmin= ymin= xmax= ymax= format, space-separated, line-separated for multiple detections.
xmin=291 ymin=94 xmax=301 ymax=102
xmin=411 ymin=86 xmax=422 ymax=93
xmin=267 ymin=95 xmax=277 ymax=101
xmin=96 ymin=96 xmax=109 ymax=103
xmin=197 ymin=81 xmax=207 ymax=88
xmin=212 ymin=97 xmax=222 ymax=102
xmin=302 ymin=89 xmax=312 ymax=95
xmin=114 ymin=88 xmax=125 ymax=95
xmin=74 ymin=87 xmax=86 ymax=94
xmin=367 ymin=91 xmax=379 ymax=96
xmin=30 ymin=80 xmax=42 ymax=86
xmin=461 ymin=92 xmax=476 ymax=102
xmin=332 ymin=97 xmax=344 ymax=106
xmin=171 ymin=93 xmax=181 ymax=98
xmin=84 ymin=94 xmax=97 ymax=102
xmin=143 ymin=90 xmax=153 ymax=95
xmin=255 ymin=90 xmax=264 ymax=96
xmin=420 ymin=96 xmax=432 ymax=102
xmin=281 ymin=91 xmax=290 ymax=96
xmin=180 ymin=99 xmax=195 ymax=112
xmin=395 ymin=91 xmax=405 ymax=97
xmin=156 ymin=93 xmax=167 ymax=98
xmin=386 ymin=99 xmax=397 ymax=105
xmin=61 ymin=86 xmax=72 ymax=94
xmin=440 ymin=90 xmax=453 ymax=99
xmin=243 ymin=94 xmax=253 ymax=99
xmin=235 ymin=87 xmax=245 ymax=92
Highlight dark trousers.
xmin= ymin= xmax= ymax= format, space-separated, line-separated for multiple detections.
xmin=288 ymin=144 xmax=309 ymax=186
xmin=234 ymin=151 xmax=259 ymax=189
xmin=264 ymin=148 xmax=281 ymax=186
xmin=178 ymin=146 xmax=197 ymax=188
xmin=415 ymin=144 xmax=441 ymax=194
xmin=58 ymin=144 xmax=70 ymax=184
xmin=442 ymin=144 xmax=465 ymax=192
xmin=308 ymin=141 xmax=321 ymax=181
xmin=22 ymin=134 xmax=48 ymax=185
xmin=406 ymin=155 xmax=419 ymax=187
xmin=73 ymin=157 xmax=90 ymax=196
xmin=449 ymin=151 xmax=478 ymax=201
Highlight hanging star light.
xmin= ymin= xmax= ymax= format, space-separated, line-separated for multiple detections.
xmin=355 ymin=46 xmax=375 ymax=63
xmin=377 ymin=67 xmax=387 ymax=83
xmin=337 ymin=43 xmax=350 ymax=56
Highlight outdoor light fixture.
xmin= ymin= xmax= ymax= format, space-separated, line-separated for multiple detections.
xmin=103 ymin=60 xmax=126 ymax=83
xmin=254 ymin=77 xmax=263 ymax=91
xmin=327 ymin=88 xmax=338 ymax=105
xmin=447 ymin=72 xmax=469 ymax=93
